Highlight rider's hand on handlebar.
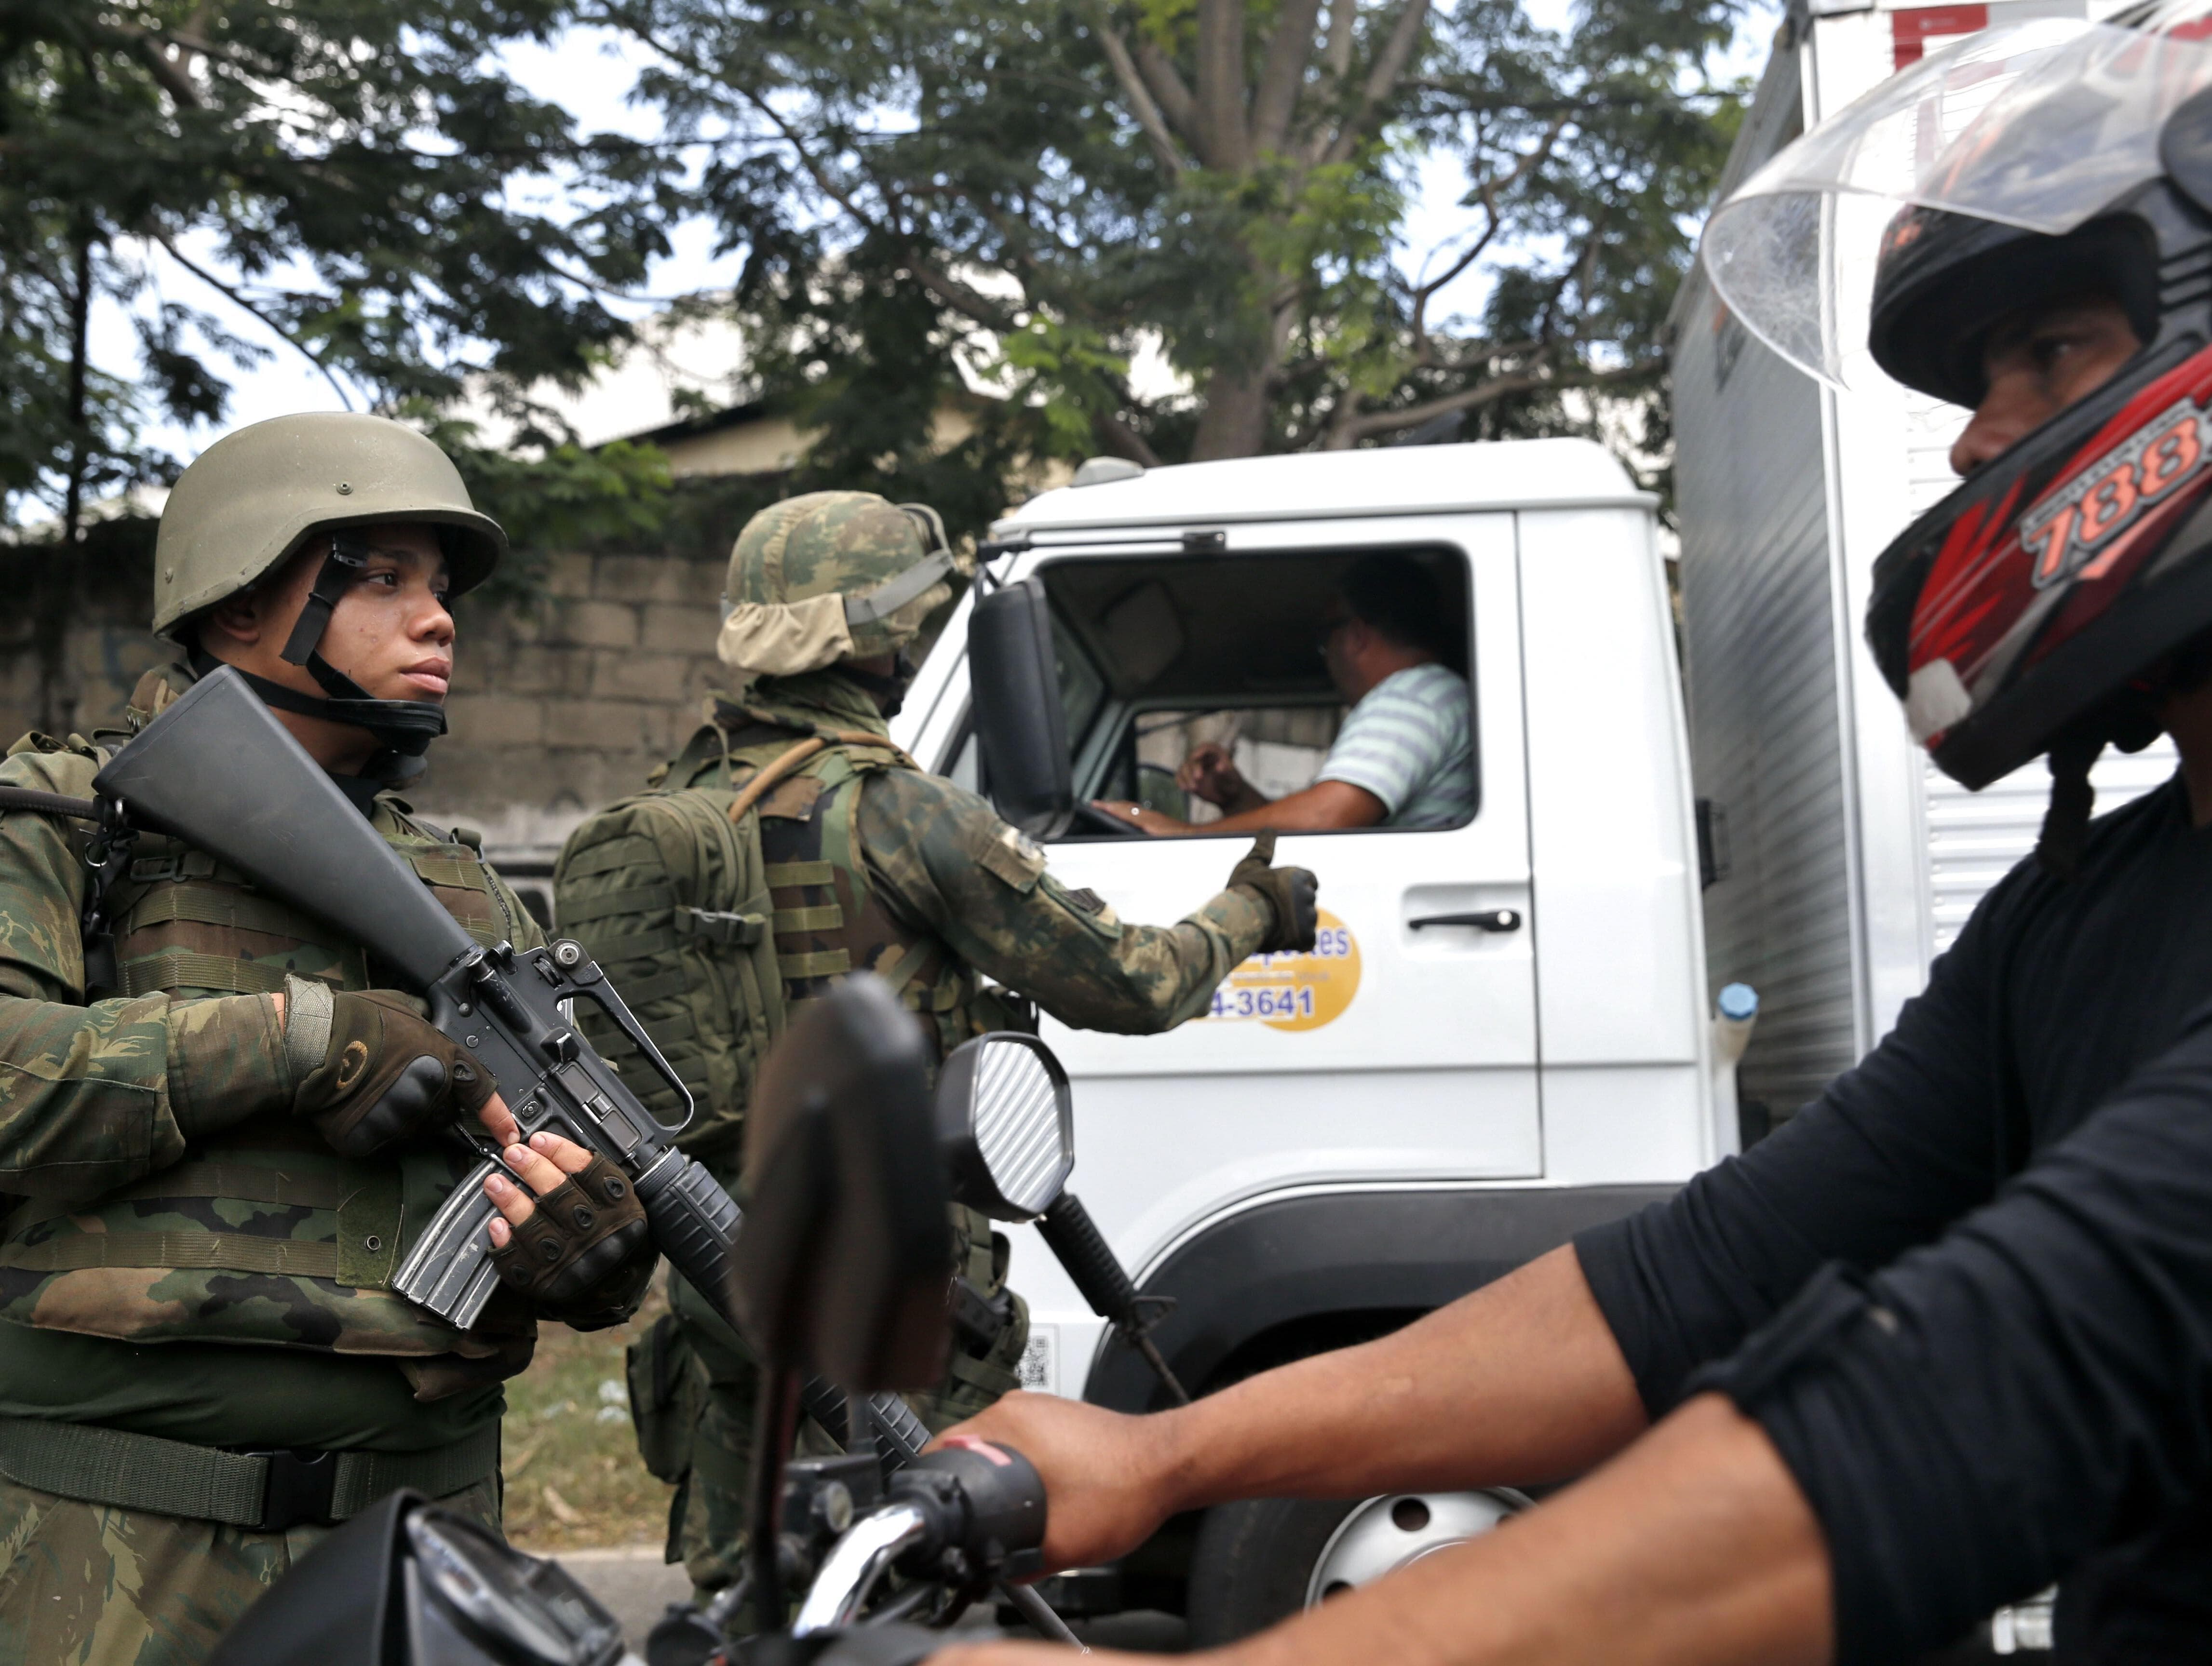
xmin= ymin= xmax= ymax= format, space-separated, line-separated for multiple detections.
xmin=926 ymin=1394 xmax=1176 ymax=1575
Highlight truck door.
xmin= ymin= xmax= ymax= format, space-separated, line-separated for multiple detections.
xmin=1009 ymin=514 xmax=1539 ymax=1277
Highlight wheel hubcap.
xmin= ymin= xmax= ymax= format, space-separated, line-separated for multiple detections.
xmin=1304 ymin=1490 xmax=1530 ymax=1607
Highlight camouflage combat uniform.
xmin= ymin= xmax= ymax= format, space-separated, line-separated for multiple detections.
xmin=574 ymin=488 xmax=1300 ymax=1600
xmin=0 ymin=668 xmax=574 ymax=1665
xmin=637 ymin=668 xmax=1276 ymax=1594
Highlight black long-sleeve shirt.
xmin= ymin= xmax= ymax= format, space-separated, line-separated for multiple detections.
xmin=1576 ymin=772 xmax=2212 ymax=1663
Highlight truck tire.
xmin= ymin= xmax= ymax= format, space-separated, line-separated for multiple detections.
xmin=1185 ymin=1489 xmax=1527 ymax=1647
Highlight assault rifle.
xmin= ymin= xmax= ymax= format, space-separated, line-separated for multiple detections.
xmin=91 ymin=667 xmax=936 ymax=1470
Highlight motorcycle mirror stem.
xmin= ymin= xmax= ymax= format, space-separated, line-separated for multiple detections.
xmin=934 ymin=1033 xmax=1190 ymax=1406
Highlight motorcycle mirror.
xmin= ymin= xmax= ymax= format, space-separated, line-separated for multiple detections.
xmin=969 ymin=578 xmax=1075 ymax=839
xmin=208 ymin=1489 xmax=628 ymax=1666
xmin=205 ymin=1489 xmax=414 ymax=1666
xmin=935 ymin=1031 xmax=1075 ymax=1222
xmin=738 ymin=974 xmax=952 ymax=1392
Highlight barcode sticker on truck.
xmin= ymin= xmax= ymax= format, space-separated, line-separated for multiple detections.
xmin=1017 ymin=1327 xmax=1056 ymax=1395
xmin=1201 ymin=912 xmax=1361 ymax=1031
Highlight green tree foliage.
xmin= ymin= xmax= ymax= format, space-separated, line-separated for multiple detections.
xmin=0 ymin=0 xmax=675 ymax=539
xmin=587 ymin=0 xmax=1745 ymax=474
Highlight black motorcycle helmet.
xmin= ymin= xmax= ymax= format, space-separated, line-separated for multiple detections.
xmin=1705 ymin=8 xmax=2212 ymax=871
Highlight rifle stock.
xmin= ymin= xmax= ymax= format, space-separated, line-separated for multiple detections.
xmin=94 ymin=668 xmax=475 ymax=989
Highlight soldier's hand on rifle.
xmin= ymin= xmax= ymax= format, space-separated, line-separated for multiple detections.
xmin=279 ymin=976 xmax=496 ymax=1158
xmin=482 ymin=1130 xmax=651 ymax=1305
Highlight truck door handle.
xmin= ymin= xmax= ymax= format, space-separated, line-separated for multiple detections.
xmin=1409 ymin=909 xmax=1522 ymax=933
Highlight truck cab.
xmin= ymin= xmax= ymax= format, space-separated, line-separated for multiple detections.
xmin=891 ymin=437 xmax=1733 ymax=1634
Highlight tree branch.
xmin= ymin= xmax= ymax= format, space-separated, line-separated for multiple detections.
xmin=1089 ymin=411 xmax=1163 ymax=467
xmin=1093 ymin=11 xmax=1187 ymax=177
xmin=619 ymin=17 xmax=1025 ymax=334
xmin=1133 ymin=37 xmax=1200 ymax=145
xmin=1322 ymin=0 xmax=1432 ymax=167
xmin=1322 ymin=0 xmax=1355 ymax=83
xmin=96 ymin=19 xmax=204 ymax=109
xmin=1332 ymin=358 xmax=1647 ymax=445
xmin=1408 ymin=115 xmax=1565 ymax=361
xmin=153 ymin=233 xmax=357 ymax=411
xmin=1195 ymin=0 xmax=1251 ymax=171
xmin=1252 ymin=0 xmax=1324 ymax=158
xmin=909 ymin=262 xmax=1020 ymax=333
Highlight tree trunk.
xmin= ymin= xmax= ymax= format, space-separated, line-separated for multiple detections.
xmin=61 ymin=225 xmax=93 ymax=548
xmin=44 ymin=222 xmax=95 ymax=736
xmin=1191 ymin=365 xmax=1276 ymax=459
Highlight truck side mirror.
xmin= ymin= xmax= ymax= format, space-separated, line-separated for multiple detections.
xmin=936 ymin=1031 xmax=1076 ymax=1221
xmin=737 ymin=974 xmax=951 ymax=1392
xmin=969 ymin=579 xmax=1074 ymax=839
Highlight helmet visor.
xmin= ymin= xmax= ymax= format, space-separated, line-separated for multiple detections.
xmin=1702 ymin=19 xmax=2212 ymax=391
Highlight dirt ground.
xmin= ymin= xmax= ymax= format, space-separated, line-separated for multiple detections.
xmin=503 ymin=1276 xmax=679 ymax=1554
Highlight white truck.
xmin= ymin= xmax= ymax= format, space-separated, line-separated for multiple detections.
xmin=889 ymin=439 xmax=1739 ymax=1637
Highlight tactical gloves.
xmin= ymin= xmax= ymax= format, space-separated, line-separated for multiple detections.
xmin=488 ymin=1154 xmax=651 ymax=1319
xmin=283 ymin=976 xmax=494 ymax=1158
xmin=1227 ymin=832 xmax=1320 ymax=954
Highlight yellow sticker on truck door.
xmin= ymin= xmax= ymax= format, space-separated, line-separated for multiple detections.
xmin=1205 ymin=910 xmax=1360 ymax=1031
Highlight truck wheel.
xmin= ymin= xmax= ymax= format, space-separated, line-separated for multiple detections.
xmin=1186 ymin=1489 xmax=1528 ymax=1646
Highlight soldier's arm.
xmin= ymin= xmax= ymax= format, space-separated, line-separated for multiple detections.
xmin=0 ymin=776 xmax=292 ymax=1202
xmin=857 ymin=770 xmax=1274 ymax=1034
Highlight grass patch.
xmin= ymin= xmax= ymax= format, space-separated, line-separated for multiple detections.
xmin=503 ymin=1276 xmax=677 ymax=1553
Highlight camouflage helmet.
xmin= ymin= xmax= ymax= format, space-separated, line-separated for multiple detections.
xmin=152 ymin=412 xmax=506 ymax=640
xmin=718 ymin=490 xmax=968 ymax=677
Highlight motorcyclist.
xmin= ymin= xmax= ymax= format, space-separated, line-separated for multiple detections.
xmin=932 ymin=16 xmax=2212 ymax=1664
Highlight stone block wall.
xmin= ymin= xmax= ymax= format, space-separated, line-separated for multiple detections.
xmin=0 ymin=541 xmax=735 ymax=872
xmin=428 ymin=549 xmax=731 ymax=863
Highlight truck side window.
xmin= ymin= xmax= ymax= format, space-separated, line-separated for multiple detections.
xmin=1040 ymin=545 xmax=1475 ymax=837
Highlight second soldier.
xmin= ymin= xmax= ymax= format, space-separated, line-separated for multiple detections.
xmin=555 ymin=490 xmax=1318 ymax=1603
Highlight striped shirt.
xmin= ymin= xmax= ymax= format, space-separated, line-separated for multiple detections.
xmin=1317 ymin=663 xmax=1475 ymax=830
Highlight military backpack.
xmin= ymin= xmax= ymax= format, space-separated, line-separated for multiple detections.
xmin=552 ymin=712 xmax=952 ymax=1169
xmin=552 ymin=768 xmax=796 ymax=1171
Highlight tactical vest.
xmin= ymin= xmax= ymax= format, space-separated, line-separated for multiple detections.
xmin=0 ymin=717 xmax=535 ymax=1396
xmin=670 ymin=708 xmax=986 ymax=1061
xmin=677 ymin=705 xmax=1031 ymax=1404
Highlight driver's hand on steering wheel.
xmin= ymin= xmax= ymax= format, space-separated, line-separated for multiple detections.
xmin=1091 ymin=799 xmax=1184 ymax=835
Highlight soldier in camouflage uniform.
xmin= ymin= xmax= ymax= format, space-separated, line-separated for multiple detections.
xmin=610 ymin=491 xmax=1319 ymax=1599
xmin=0 ymin=414 xmax=657 ymax=1664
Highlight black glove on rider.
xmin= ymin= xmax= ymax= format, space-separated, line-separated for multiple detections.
xmin=487 ymin=1153 xmax=653 ymax=1319
xmin=284 ymin=976 xmax=495 ymax=1158
xmin=1227 ymin=832 xmax=1320 ymax=954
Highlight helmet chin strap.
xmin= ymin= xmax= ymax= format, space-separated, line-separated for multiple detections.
xmin=198 ymin=533 xmax=449 ymax=784
xmin=2034 ymin=730 xmax=2105 ymax=880
xmin=838 ymin=649 xmax=917 ymax=718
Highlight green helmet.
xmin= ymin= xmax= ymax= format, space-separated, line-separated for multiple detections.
xmin=153 ymin=412 xmax=505 ymax=780
xmin=718 ymin=491 xmax=966 ymax=678
xmin=153 ymin=411 xmax=505 ymax=640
